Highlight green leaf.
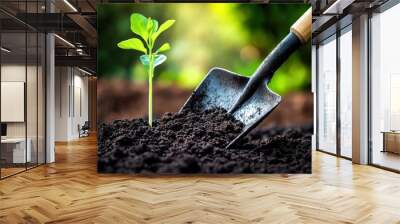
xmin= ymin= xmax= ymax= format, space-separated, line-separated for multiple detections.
xmin=139 ymin=54 xmax=167 ymax=69
xmin=139 ymin=55 xmax=150 ymax=68
xmin=145 ymin=18 xmax=159 ymax=46
xmin=156 ymin=43 xmax=170 ymax=53
xmin=146 ymin=18 xmax=158 ymax=33
xmin=153 ymin=54 xmax=167 ymax=67
xmin=130 ymin=13 xmax=148 ymax=41
xmin=152 ymin=19 xmax=159 ymax=33
xmin=147 ymin=18 xmax=153 ymax=32
xmin=117 ymin=38 xmax=147 ymax=54
xmin=152 ymin=20 xmax=175 ymax=42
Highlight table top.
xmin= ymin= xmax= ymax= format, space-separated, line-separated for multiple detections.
xmin=381 ymin=131 xmax=400 ymax=134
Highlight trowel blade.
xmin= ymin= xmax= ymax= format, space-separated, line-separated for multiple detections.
xmin=180 ymin=67 xmax=281 ymax=148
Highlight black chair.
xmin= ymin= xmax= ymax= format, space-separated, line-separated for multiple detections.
xmin=79 ymin=121 xmax=90 ymax=138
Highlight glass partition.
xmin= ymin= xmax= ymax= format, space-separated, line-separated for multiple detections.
xmin=0 ymin=1 xmax=46 ymax=179
xmin=317 ymin=35 xmax=337 ymax=154
xmin=38 ymin=32 xmax=45 ymax=165
xmin=27 ymin=30 xmax=38 ymax=169
xmin=370 ymin=4 xmax=400 ymax=171
xmin=1 ymin=30 xmax=28 ymax=177
xmin=339 ymin=27 xmax=352 ymax=158
xmin=26 ymin=0 xmax=43 ymax=169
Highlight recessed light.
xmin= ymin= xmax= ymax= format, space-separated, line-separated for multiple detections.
xmin=1 ymin=47 xmax=11 ymax=53
xmin=323 ymin=0 xmax=354 ymax=15
xmin=78 ymin=67 xmax=92 ymax=76
xmin=63 ymin=0 xmax=78 ymax=12
xmin=54 ymin=34 xmax=75 ymax=48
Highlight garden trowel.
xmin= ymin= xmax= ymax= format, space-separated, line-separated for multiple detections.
xmin=180 ymin=8 xmax=312 ymax=148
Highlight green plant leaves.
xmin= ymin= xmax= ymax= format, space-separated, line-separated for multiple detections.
xmin=147 ymin=18 xmax=158 ymax=34
xmin=139 ymin=54 xmax=167 ymax=70
xmin=152 ymin=20 xmax=175 ymax=43
xmin=156 ymin=43 xmax=170 ymax=53
xmin=146 ymin=18 xmax=158 ymax=45
xmin=130 ymin=14 xmax=160 ymax=43
xmin=139 ymin=55 xmax=150 ymax=67
xmin=121 ymin=14 xmax=172 ymax=74
xmin=153 ymin=55 xmax=167 ymax=67
xmin=117 ymin=38 xmax=147 ymax=54
xmin=121 ymin=13 xmax=174 ymax=127
xmin=130 ymin=13 xmax=149 ymax=41
xmin=126 ymin=13 xmax=174 ymax=48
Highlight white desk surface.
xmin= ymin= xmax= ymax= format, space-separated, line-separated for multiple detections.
xmin=1 ymin=138 xmax=27 ymax=143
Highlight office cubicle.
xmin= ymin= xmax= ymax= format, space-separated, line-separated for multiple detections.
xmin=0 ymin=1 xmax=46 ymax=179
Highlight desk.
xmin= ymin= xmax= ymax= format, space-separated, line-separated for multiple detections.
xmin=382 ymin=131 xmax=400 ymax=154
xmin=1 ymin=138 xmax=31 ymax=163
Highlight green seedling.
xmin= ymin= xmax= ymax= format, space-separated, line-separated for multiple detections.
xmin=117 ymin=13 xmax=175 ymax=127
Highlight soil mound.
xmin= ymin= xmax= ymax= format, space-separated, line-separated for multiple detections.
xmin=98 ymin=108 xmax=311 ymax=173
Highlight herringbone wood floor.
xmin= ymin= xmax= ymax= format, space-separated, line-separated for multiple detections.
xmin=1 ymin=135 xmax=400 ymax=224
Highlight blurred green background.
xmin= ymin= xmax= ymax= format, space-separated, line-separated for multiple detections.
xmin=98 ymin=3 xmax=310 ymax=95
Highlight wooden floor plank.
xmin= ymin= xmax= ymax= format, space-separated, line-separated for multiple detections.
xmin=0 ymin=135 xmax=400 ymax=223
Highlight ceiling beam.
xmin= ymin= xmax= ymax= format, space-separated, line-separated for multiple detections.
xmin=10 ymin=13 xmax=82 ymax=32
xmin=67 ymin=13 xmax=97 ymax=46
xmin=55 ymin=55 xmax=96 ymax=72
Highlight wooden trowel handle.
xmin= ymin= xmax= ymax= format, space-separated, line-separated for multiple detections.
xmin=290 ymin=8 xmax=312 ymax=44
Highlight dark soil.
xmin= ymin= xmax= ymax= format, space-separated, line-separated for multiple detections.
xmin=98 ymin=108 xmax=311 ymax=174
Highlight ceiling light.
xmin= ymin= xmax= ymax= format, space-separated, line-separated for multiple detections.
xmin=54 ymin=34 xmax=75 ymax=48
xmin=78 ymin=67 xmax=92 ymax=76
xmin=323 ymin=0 xmax=354 ymax=15
xmin=1 ymin=47 xmax=11 ymax=53
xmin=63 ymin=0 xmax=78 ymax=12
xmin=76 ymin=48 xmax=87 ymax=56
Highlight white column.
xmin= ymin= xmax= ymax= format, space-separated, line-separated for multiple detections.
xmin=46 ymin=1 xmax=55 ymax=163
xmin=352 ymin=14 xmax=369 ymax=164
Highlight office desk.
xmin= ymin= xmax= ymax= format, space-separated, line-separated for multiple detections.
xmin=1 ymin=138 xmax=31 ymax=163
xmin=382 ymin=131 xmax=400 ymax=154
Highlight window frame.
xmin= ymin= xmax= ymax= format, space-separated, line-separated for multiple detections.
xmin=314 ymin=18 xmax=353 ymax=160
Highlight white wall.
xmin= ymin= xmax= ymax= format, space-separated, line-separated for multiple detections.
xmin=72 ymin=73 xmax=89 ymax=138
xmin=55 ymin=67 xmax=89 ymax=141
xmin=1 ymin=64 xmax=26 ymax=81
xmin=55 ymin=66 xmax=69 ymax=141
